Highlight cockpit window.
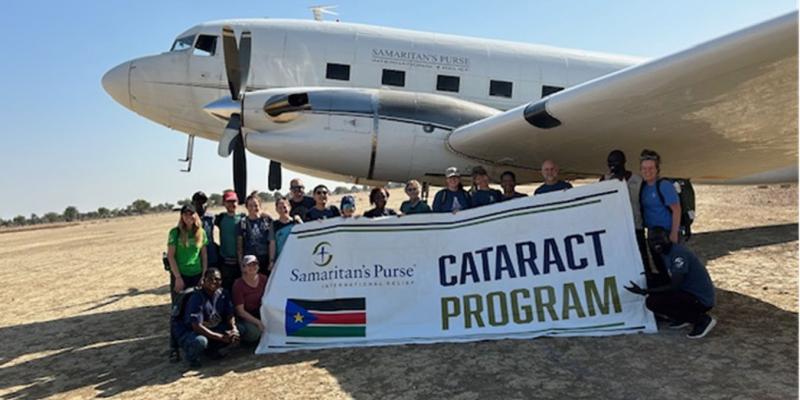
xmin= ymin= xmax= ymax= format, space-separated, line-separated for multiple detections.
xmin=193 ymin=35 xmax=217 ymax=56
xmin=170 ymin=35 xmax=195 ymax=52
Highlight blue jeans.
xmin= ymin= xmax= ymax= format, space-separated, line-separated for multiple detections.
xmin=177 ymin=325 xmax=230 ymax=364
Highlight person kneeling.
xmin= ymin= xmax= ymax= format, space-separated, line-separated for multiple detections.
xmin=173 ymin=268 xmax=239 ymax=368
xmin=233 ymin=255 xmax=268 ymax=344
xmin=625 ymin=227 xmax=716 ymax=339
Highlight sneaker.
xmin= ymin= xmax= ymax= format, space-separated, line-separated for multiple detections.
xmin=687 ymin=315 xmax=716 ymax=339
xmin=668 ymin=321 xmax=691 ymax=330
xmin=169 ymin=348 xmax=181 ymax=363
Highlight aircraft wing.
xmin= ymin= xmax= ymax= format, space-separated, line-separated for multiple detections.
xmin=447 ymin=12 xmax=798 ymax=183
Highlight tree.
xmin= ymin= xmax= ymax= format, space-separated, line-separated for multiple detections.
xmin=209 ymin=193 xmax=223 ymax=207
xmin=97 ymin=207 xmax=110 ymax=218
xmin=63 ymin=206 xmax=79 ymax=222
xmin=177 ymin=198 xmax=192 ymax=207
xmin=43 ymin=212 xmax=61 ymax=223
xmin=13 ymin=215 xmax=27 ymax=226
xmin=131 ymin=199 xmax=151 ymax=214
xmin=29 ymin=213 xmax=41 ymax=225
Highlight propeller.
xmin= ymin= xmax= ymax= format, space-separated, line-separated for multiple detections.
xmin=213 ymin=25 xmax=282 ymax=197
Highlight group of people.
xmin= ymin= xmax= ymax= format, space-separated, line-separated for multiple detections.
xmin=165 ymin=149 xmax=716 ymax=368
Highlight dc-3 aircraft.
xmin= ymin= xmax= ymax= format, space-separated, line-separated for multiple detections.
xmin=102 ymin=12 xmax=798 ymax=202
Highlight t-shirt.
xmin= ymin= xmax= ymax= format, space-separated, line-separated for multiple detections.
xmin=602 ymin=172 xmax=644 ymax=229
xmin=305 ymin=206 xmax=341 ymax=221
xmin=661 ymin=244 xmax=715 ymax=307
xmin=501 ymin=192 xmax=527 ymax=201
xmin=174 ymin=288 xmax=234 ymax=338
xmin=215 ymin=213 xmax=242 ymax=260
xmin=471 ymin=189 xmax=504 ymax=207
xmin=167 ymin=228 xmax=208 ymax=276
xmin=232 ymin=274 xmax=268 ymax=317
xmin=200 ymin=214 xmax=219 ymax=266
xmin=363 ymin=208 xmax=398 ymax=218
xmin=432 ymin=189 xmax=472 ymax=213
xmin=289 ymin=196 xmax=316 ymax=219
xmin=400 ymin=200 xmax=432 ymax=215
xmin=269 ymin=219 xmax=296 ymax=240
xmin=641 ymin=179 xmax=679 ymax=230
xmin=534 ymin=180 xmax=573 ymax=195
xmin=238 ymin=216 xmax=271 ymax=257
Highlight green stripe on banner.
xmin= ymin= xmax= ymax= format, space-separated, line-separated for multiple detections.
xmin=297 ymin=199 xmax=600 ymax=239
xmin=290 ymin=326 xmax=366 ymax=337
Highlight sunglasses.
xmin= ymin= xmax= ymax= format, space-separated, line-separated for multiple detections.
xmin=315 ymin=191 xmax=329 ymax=195
xmin=291 ymin=186 xmax=305 ymax=191
xmin=207 ymin=277 xmax=222 ymax=283
xmin=406 ymin=187 xmax=419 ymax=192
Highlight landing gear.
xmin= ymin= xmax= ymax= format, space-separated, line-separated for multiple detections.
xmin=422 ymin=181 xmax=430 ymax=202
xmin=178 ymin=134 xmax=195 ymax=172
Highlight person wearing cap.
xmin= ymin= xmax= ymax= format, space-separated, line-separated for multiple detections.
xmin=166 ymin=204 xmax=208 ymax=362
xmin=625 ymin=227 xmax=716 ymax=339
xmin=215 ymin=190 xmax=243 ymax=294
xmin=364 ymin=187 xmax=398 ymax=218
xmin=237 ymin=192 xmax=273 ymax=277
xmin=269 ymin=196 xmax=303 ymax=264
xmin=470 ymin=166 xmax=503 ymax=207
xmin=305 ymin=184 xmax=341 ymax=221
xmin=400 ymin=180 xmax=431 ymax=215
xmin=340 ymin=195 xmax=357 ymax=218
xmin=534 ymin=160 xmax=573 ymax=195
xmin=173 ymin=268 xmax=239 ymax=368
xmin=499 ymin=171 xmax=527 ymax=201
xmin=599 ymin=150 xmax=649 ymax=277
xmin=232 ymin=255 xmax=268 ymax=344
xmin=639 ymin=149 xmax=681 ymax=286
xmin=432 ymin=167 xmax=472 ymax=213
xmin=288 ymin=178 xmax=315 ymax=220
xmin=192 ymin=191 xmax=219 ymax=268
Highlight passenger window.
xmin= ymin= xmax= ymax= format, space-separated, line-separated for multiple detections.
xmin=542 ymin=85 xmax=564 ymax=97
xmin=436 ymin=75 xmax=460 ymax=92
xmin=193 ymin=35 xmax=217 ymax=56
xmin=490 ymin=80 xmax=513 ymax=98
xmin=326 ymin=63 xmax=351 ymax=81
xmin=170 ymin=35 xmax=195 ymax=52
xmin=382 ymin=69 xmax=405 ymax=87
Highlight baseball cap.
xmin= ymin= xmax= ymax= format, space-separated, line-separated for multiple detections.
xmin=341 ymin=195 xmax=356 ymax=210
xmin=222 ymin=191 xmax=238 ymax=202
xmin=192 ymin=191 xmax=208 ymax=203
xmin=242 ymin=255 xmax=258 ymax=265
xmin=445 ymin=167 xmax=460 ymax=178
xmin=471 ymin=166 xmax=488 ymax=176
xmin=180 ymin=204 xmax=196 ymax=214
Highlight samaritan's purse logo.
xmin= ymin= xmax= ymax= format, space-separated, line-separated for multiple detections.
xmin=312 ymin=241 xmax=333 ymax=267
xmin=285 ymin=298 xmax=366 ymax=337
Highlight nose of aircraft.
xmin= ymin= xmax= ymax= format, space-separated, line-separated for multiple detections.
xmin=102 ymin=62 xmax=131 ymax=109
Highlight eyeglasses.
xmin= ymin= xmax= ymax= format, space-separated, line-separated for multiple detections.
xmin=207 ymin=277 xmax=222 ymax=283
xmin=291 ymin=186 xmax=305 ymax=191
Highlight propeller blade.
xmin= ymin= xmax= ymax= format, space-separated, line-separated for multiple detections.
xmin=222 ymin=26 xmax=241 ymax=100
xmin=239 ymin=31 xmax=251 ymax=98
xmin=232 ymin=134 xmax=247 ymax=205
xmin=268 ymin=161 xmax=282 ymax=191
xmin=217 ymin=114 xmax=241 ymax=157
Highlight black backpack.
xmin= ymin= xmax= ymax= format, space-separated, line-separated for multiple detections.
xmin=171 ymin=287 xmax=200 ymax=322
xmin=640 ymin=178 xmax=696 ymax=240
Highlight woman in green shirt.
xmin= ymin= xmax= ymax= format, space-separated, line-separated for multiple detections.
xmin=167 ymin=204 xmax=208 ymax=303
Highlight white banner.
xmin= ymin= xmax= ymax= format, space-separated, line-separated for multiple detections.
xmin=257 ymin=180 xmax=656 ymax=354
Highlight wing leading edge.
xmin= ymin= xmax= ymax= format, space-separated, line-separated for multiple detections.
xmin=448 ymin=12 xmax=798 ymax=183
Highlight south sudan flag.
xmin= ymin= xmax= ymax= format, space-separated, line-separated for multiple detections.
xmin=285 ymin=298 xmax=366 ymax=337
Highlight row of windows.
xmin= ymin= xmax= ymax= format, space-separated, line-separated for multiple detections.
xmin=326 ymin=63 xmax=564 ymax=98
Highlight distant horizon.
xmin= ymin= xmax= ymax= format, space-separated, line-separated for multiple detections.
xmin=0 ymin=1 xmax=795 ymax=219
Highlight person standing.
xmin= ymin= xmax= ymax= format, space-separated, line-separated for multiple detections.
xmin=237 ymin=192 xmax=272 ymax=276
xmin=534 ymin=160 xmax=573 ymax=195
xmin=215 ymin=190 xmax=243 ymax=294
xmin=305 ymin=185 xmax=341 ymax=221
xmin=639 ymin=149 xmax=681 ymax=285
xmin=400 ymin=180 xmax=432 ymax=215
xmin=470 ymin=166 xmax=503 ymax=207
xmin=192 ymin=191 xmax=218 ymax=268
xmin=625 ymin=227 xmax=716 ymax=339
xmin=340 ymin=195 xmax=357 ymax=218
xmin=499 ymin=171 xmax=527 ymax=201
xmin=363 ymin=187 xmax=398 ymax=218
xmin=432 ymin=167 xmax=472 ymax=213
xmin=287 ymin=178 xmax=315 ymax=220
xmin=269 ymin=196 xmax=302 ymax=264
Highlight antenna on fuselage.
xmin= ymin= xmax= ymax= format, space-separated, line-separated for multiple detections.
xmin=309 ymin=4 xmax=338 ymax=21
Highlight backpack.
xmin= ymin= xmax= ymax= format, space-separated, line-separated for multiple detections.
xmin=171 ymin=287 xmax=200 ymax=322
xmin=640 ymin=178 xmax=696 ymax=240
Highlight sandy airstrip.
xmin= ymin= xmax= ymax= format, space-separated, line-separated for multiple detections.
xmin=0 ymin=183 xmax=796 ymax=399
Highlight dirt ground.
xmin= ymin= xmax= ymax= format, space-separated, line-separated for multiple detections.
xmin=0 ymin=183 xmax=797 ymax=399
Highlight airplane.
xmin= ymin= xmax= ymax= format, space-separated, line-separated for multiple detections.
xmin=102 ymin=12 xmax=798 ymax=203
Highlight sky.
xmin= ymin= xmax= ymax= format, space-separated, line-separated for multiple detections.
xmin=0 ymin=0 xmax=796 ymax=219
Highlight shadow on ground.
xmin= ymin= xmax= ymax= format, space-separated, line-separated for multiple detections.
xmin=0 ymin=224 xmax=796 ymax=399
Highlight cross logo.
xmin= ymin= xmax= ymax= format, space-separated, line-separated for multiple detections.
xmin=312 ymin=241 xmax=333 ymax=267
